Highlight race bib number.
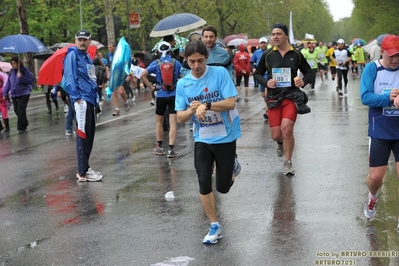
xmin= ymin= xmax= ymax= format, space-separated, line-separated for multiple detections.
xmin=272 ymin=68 xmax=291 ymax=88
xmin=198 ymin=111 xmax=227 ymax=139
xmin=307 ymin=60 xmax=315 ymax=68
xmin=87 ymin=64 xmax=96 ymax=82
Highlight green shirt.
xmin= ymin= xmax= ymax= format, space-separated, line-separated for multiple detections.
xmin=314 ymin=46 xmax=328 ymax=64
xmin=303 ymin=50 xmax=319 ymax=69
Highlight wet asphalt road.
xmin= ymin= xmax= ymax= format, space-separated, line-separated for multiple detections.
xmin=1 ymin=75 xmax=399 ymax=266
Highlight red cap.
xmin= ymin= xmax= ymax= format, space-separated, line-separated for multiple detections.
xmin=381 ymin=35 xmax=399 ymax=56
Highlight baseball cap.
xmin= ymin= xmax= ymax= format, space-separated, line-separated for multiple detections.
xmin=75 ymin=30 xmax=91 ymax=39
xmin=381 ymin=35 xmax=399 ymax=56
xmin=337 ymin=39 xmax=345 ymax=44
xmin=356 ymin=43 xmax=361 ymax=46
xmin=308 ymin=43 xmax=315 ymax=48
xmin=259 ymin=37 xmax=268 ymax=43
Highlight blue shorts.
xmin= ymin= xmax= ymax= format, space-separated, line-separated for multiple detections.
xmin=259 ymin=84 xmax=266 ymax=93
xmin=369 ymin=137 xmax=399 ymax=167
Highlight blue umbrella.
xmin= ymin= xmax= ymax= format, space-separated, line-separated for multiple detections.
xmin=0 ymin=34 xmax=46 ymax=54
xmin=376 ymin=34 xmax=389 ymax=43
xmin=150 ymin=13 xmax=206 ymax=37
xmin=353 ymin=39 xmax=366 ymax=46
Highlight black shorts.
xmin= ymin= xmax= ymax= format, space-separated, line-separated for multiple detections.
xmin=235 ymin=74 xmax=250 ymax=87
xmin=317 ymin=63 xmax=328 ymax=71
xmin=369 ymin=137 xmax=399 ymax=167
xmin=194 ymin=140 xmax=236 ymax=195
xmin=155 ymin=96 xmax=176 ymax=116
xmin=330 ymin=66 xmax=336 ymax=75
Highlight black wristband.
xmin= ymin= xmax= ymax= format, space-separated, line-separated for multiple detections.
xmin=205 ymin=101 xmax=211 ymax=110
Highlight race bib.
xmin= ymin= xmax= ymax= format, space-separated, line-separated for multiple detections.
xmin=272 ymin=68 xmax=291 ymax=88
xmin=198 ymin=111 xmax=227 ymax=139
xmin=87 ymin=64 xmax=97 ymax=82
xmin=307 ymin=60 xmax=315 ymax=68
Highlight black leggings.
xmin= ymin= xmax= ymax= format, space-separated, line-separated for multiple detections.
xmin=336 ymin=68 xmax=348 ymax=90
xmin=194 ymin=140 xmax=236 ymax=195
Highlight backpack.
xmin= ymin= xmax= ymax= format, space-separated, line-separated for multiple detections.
xmin=156 ymin=59 xmax=176 ymax=92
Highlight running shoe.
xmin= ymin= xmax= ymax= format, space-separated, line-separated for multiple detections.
xmin=235 ymin=96 xmax=241 ymax=102
xmin=233 ymin=154 xmax=241 ymax=177
xmin=339 ymin=90 xmax=343 ymax=97
xmin=65 ymin=130 xmax=75 ymax=136
xmin=125 ymin=102 xmax=130 ymax=112
xmin=364 ymin=194 xmax=379 ymax=219
xmin=203 ymin=224 xmax=222 ymax=244
xmin=244 ymin=97 xmax=249 ymax=102
xmin=153 ymin=145 xmax=165 ymax=155
xmin=284 ymin=160 xmax=295 ymax=175
xmin=150 ymin=99 xmax=155 ymax=105
xmin=321 ymin=80 xmax=324 ymax=85
xmin=167 ymin=149 xmax=178 ymax=158
xmin=76 ymin=171 xmax=103 ymax=182
xmin=112 ymin=109 xmax=120 ymax=116
xmin=276 ymin=142 xmax=284 ymax=157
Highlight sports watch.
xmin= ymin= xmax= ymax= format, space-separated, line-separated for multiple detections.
xmin=205 ymin=101 xmax=212 ymax=110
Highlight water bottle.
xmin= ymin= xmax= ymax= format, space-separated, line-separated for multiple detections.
xmin=105 ymin=87 xmax=112 ymax=101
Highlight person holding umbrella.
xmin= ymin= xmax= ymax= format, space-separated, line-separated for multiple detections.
xmin=62 ymin=30 xmax=102 ymax=182
xmin=0 ymin=72 xmax=10 ymax=132
xmin=2 ymin=57 xmax=34 ymax=134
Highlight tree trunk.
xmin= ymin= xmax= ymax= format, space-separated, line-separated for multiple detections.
xmin=15 ymin=0 xmax=35 ymax=85
xmin=104 ymin=0 xmax=116 ymax=45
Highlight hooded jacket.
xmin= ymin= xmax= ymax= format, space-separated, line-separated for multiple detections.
xmin=62 ymin=46 xmax=98 ymax=106
xmin=233 ymin=44 xmax=251 ymax=76
xmin=3 ymin=66 xmax=33 ymax=98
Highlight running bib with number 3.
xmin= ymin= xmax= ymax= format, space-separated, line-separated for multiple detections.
xmin=272 ymin=68 xmax=291 ymax=87
xmin=198 ymin=111 xmax=227 ymax=139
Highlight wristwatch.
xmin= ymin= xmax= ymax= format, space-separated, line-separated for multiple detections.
xmin=205 ymin=101 xmax=212 ymax=110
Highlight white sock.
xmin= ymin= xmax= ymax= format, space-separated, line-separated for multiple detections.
xmin=369 ymin=192 xmax=378 ymax=200
xmin=211 ymin=222 xmax=220 ymax=227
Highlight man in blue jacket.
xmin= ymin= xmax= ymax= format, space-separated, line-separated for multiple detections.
xmin=62 ymin=30 xmax=102 ymax=182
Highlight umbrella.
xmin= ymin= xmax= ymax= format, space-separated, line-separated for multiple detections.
xmin=49 ymin=42 xmax=72 ymax=51
xmin=223 ymin=35 xmax=245 ymax=45
xmin=33 ymin=47 xmax=54 ymax=60
xmin=152 ymin=35 xmax=189 ymax=51
xmin=150 ymin=13 xmax=207 ymax=37
xmin=38 ymin=44 xmax=97 ymax=85
xmin=0 ymin=62 xmax=12 ymax=72
xmin=90 ymin=40 xmax=104 ymax=49
xmin=376 ymin=34 xmax=389 ymax=43
xmin=227 ymin=38 xmax=248 ymax=46
xmin=247 ymin=38 xmax=260 ymax=46
xmin=0 ymin=34 xmax=46 ymax=54
xmin=352 ymin=38 xmax=366 ymax=45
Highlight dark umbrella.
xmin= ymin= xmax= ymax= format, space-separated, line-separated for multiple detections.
xmin=150 ymin=13 xmax=206 ymax=37
xmin=33 ymin=47 xmax=54 ymax=60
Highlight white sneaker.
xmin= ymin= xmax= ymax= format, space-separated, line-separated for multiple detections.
xmin=132 ymin=95 xmax=136 ymax=102
xmin=150 ymin=99 xmax=155 ymax=105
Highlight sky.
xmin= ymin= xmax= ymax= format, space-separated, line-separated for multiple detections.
xmin=326 ymin=0 xmax=354 ymax=21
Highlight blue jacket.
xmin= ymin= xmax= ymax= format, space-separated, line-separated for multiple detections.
xmin=251 ymin=48 xmax=265 ymax=66
xmin=62 ymin=46 xmax=98 ymax=106
xmin=3 ymin=67 xmax=33 ymax=97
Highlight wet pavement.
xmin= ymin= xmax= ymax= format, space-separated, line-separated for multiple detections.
xmin=1 ymin=75 xmax=399 ymax=266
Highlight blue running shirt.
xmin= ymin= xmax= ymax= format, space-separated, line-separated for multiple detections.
xmin=175 ymin=66 xmax=241 ymax=144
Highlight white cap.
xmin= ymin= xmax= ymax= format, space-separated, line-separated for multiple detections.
xmin=259 ymin=37 xmax=268 ymax=43
xmin=337 ymin=39 xmax=345 ymax=44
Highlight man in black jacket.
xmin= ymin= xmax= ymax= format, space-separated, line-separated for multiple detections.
xmin=254 ymin=23 xmax=312 ymax=175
